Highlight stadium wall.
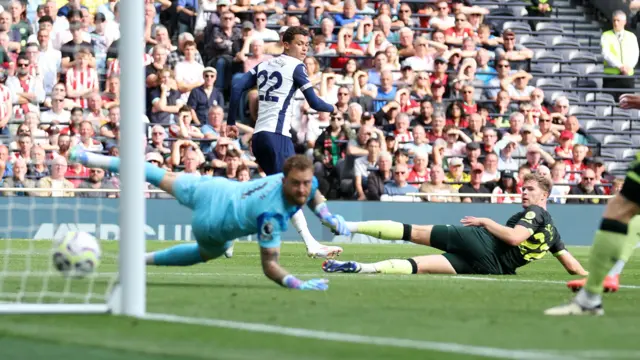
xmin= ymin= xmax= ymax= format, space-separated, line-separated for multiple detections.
xmin=0 ymin=198 xmax=601 ymax=245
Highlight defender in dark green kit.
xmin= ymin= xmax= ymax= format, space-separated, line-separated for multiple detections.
xmin=323 ymin=173 xmax=588 ymax=276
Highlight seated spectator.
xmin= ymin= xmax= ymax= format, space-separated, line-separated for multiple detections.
xmin=445 ymin=101 xmax=467 ymax=127
xmin=459 ymin=163 xmax=491 ymax=203
xmin=36 ymin=156 xmax=74 ymax=197
xmin=180 ymin=149 xmax=203 ymax=175
xmin=523 ymin=144 xmax=555 ymax=172
xmin=331 ymin=26 xmax=364 ymax=69
xmin=566 ymin=169 xmax=607 ymax=204
xmin=430 ymin=57 xmax=448 ymax=87
xmin=27 ymin=145 xmax=50 ymax=180
xmin=429 ymin=0 xmax=454 ymax=31
xmin=77 ymin=167 xmax=116 ymax=198
xmin=41 ymin=95 xmax=71 ymax=126
xmin=6 ymin=54 xmax=45 ymax=118
xmin=491 ymin=169 xmax=520 ymax=204
xmin=366 ymin=151 xmax=392 ymax=200
xmin=65 ymin=159 xmax=89 ymax=187
xmin=462 ymin=141 xmax=482 ymax=170
xmin=564 ymin=144 xmax=589 ymax=183
xmin=383 ymin=162 xmax=417 ymax=196
xmin=214 ymin=148 xmax=241 ymax=179
xmin=445 ymin=156 xmax=469 ymax=190
xmin=65 ymin=48 xmax=99 ymax=109
xmin=410 ymin=99 xmax=433 ymax=126
xmin=495 ymin=30 xmax=532 ymax=71
xmin=427 ymin=112 xmax=446 ymax=142
xmin=53 ymin=134 xmax=72 ymax=159
xmin=590 ymin=157 xmax=610 ymax=195
xmin=461 ymin=113 xmax=483 ymax=142
xmin=497 ymin=138 xmax=519 ymax=171
xmin=2 ymin=158 xmax=35 ymax=196
xmin=485 ymin=58 xmax=513 ymax=100
xmin=444 ymin=13 xmax=475 ymax=46
xmin=407 ymin=151 xmax=429 ymax=184
xmin=480 ymin=127 xmax=498 ymax=156
xmin=611 ymin=178 xmax=624 ymax=195
xmin=564 ymin=115 xmax=588 ymax=145
xmin=536 ymin=112 xmax=557 ymax=145
xmin=149 ymin=68 xmax=184 ymax=125
xmin=419 ymin=165 xmax=460 ymax=202
xmin=147 ymin=125 xmax=171 ymax=158
xmin=443 ymin=125 xmax=469 ymax=157
xmin=372 ymin=69 xmax=396 ymax=112
xmin=76 ymin=120 xmax=103 ymax=152
xmin=501 ymin=71 xmax=534 ymax=102
xmin=404 ymin=125 xmax=432 ymax=155
xmin=402 ymin=37 xmax=435 ymax=72
xmin=84 ymin=92 xmax=106 ymax=127
xmin=169 ymin=105 xmax=203 ymax=139
xmin=554 ymin=130 xmax=574 ymax=159
xmin=354 ymin=138 xmax=380 ymax=201
xmin=549 ymin=161 xmax=570 ymax=204
xmin=475 ymin=47 xmax=497 ymax=84
xmin=173 ymin=139 xmax=206 ymax=169
xmin=10 ymin=133 xmax=32 ymax=164
xmin=99 ymin=106 xmax=119 ymax=140
xmin=481 ymin=152 xmax=500 ymax=183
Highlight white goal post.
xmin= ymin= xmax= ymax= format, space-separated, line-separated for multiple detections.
xmin=0 ymin=0 xmax=146 ymax=316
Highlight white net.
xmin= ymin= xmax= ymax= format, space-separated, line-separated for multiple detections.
xmin=0 ymin=188 xmax=120 ymax=311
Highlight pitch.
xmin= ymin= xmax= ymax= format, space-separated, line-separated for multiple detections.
xmin=1 ymin=240 xmax=640 ymax=359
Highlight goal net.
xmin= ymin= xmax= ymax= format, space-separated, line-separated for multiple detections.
xmin=0 ymin=188 xmax=121 ymax=314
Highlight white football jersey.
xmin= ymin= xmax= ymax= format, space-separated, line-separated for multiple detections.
xmin=249 ymin=55 xmax=312 ymax=136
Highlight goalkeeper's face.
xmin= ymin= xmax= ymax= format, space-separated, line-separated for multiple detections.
xmin=283 ymin=168 xmax=314 ymax=206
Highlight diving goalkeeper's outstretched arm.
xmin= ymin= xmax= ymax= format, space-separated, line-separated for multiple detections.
xmin=260 ymin=246 xmax=328 ymax=290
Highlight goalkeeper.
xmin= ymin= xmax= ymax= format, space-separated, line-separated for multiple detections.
xmin=323 ymin=173 xmax=587 ymax=276
xmin=70 ymin=149 xmax=350 ymax=291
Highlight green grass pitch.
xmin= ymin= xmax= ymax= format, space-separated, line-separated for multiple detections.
xmin=1 ymin=240 xmax=640 ymax=359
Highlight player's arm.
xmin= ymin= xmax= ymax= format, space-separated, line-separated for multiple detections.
xmin=257 ymin=214 xmax=328 ymax=290
xmin=292 ymin=64 xmax=336 ymax=114
xmin=227 ymin=68 xmax=258 ymax=127
xmin=462 ymin=217 xmax=531 ymax=246
xmin=307 ymin=182 xmax=351 ymax=235
xmin=550 ymin=235 xmax=588 ymax=275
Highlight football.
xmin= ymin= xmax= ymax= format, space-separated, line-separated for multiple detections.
xmin=52 ymin=231 xmax=102 ymax=278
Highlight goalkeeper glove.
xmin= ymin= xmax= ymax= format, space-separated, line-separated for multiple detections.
xmin=322 ymin=214 xmax=351 ymax=236
xmin=282 ymin=275 xmax=329 ymax=291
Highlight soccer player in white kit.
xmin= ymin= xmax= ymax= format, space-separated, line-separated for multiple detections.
xmin=227 ymin=26 xmax=344 ymax=258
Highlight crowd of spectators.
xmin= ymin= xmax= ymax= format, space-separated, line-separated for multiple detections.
xmin=0 ymin=0 xmax=623 ymax=204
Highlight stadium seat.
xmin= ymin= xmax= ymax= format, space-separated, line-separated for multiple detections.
xmin=520 ymin=36 xmax=546 ymax=48
xmin=534 ymin=50 xmax=563 ymax=62
xmin=585 ymin=92 xmax=615 ymax=104
xmin=536 ymin=78 xmax=564 ymax=90
xmin=569 ymin=105 xmax=596 ymax=117
xmin=535 ymin=23 xmax=564 ymax=33
xmin=568 ymin=51 xmax=599 ymax=63
xmin=607 ymin=162 xmax=629 ymax=175
xmin=603 ymin=135 xmax=632 ymax=146
xmin=551 ymin=36 xmax=581 ymax=48
xmin=552 ymin=64 xmax=580 ymax=75
xmin=503 ymin=21 xmax=531 ymax=33
xmin=622 ymin=149 xmax=637 ymax=161
xmin=585 ymin=120 xmax=614 ymax=132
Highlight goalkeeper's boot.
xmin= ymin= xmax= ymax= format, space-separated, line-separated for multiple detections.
xmin=224 ymin=242 xmax=234 ymax=258
xmin=68 ymin=145 xmax=88 ymax=165
xmin=567 ymin=275 xmax=620 ymax=293
xmin=307 ymin=245 xmax=343 ymax=259
xmin=322 ymin=259 xmax=359 ymax=273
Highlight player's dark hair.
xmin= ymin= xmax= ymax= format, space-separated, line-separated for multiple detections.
xmin=522 ymin=173 xmax=552 ymax=195
xmin=282 ymin=26 xmax=309 ymax=44
xmin=283 ymin=155 xmax=313 ymax=176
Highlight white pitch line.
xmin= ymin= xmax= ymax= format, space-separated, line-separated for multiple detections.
xmin=142 ymin=312 xmax=572 ymax=360
xmin=142 ymin=272 xmax=640 ymax=289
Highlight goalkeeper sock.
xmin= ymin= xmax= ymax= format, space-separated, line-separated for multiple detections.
xmin=291 ymin=210 xmax=320 ymax=248
xmin=584 ymin=219 xmax=633 ymax=295
xmin=359 ymin=259 xmax=417 ymax=274
xmin=345 ymin=221 xmax=411 ymax=241
xmin=81 ymin=152 xmax=166 ymax=187
xmin=150 ymin=243 xmax=205 ymax=266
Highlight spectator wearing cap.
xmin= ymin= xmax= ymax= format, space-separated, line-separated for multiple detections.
xmin=485 ymin=58 xmax=513 ymax=101
xmin=354 ymin=137 xmax=380 ymax=200
xmin=459 ymin=163 xmax=490 ymax=203
xmin=497 ymin=138 xmax=519 ymax=171
xmin=429 ymin=0 xmax=455 ymax=30
xmin=174 ymin=40 xmax=205 ymax=103
xmin=430 ymin=56 xmax=449 ymax=87
xmin=566 ymin=168 xmax=606 ymax=204
xmin=564 ymin=143 xmax=589 ymax=183
xmin=445 ymin=156 xmax=469 ymax=190
xmin=407 ymin=151 xmax=430 ymax=184
xmin=563 ymin=115 xmax=588 ymax=145
xmin=443 ymin=125 xmax=470 ymax=157
xmin=495 ymin=30 xmax=532 ymax=72
xmin=77 ymin=167 xmax=117 ymax=198
xmin=383 ymin=162 xmax=417 ymax=196
xmin=36 ymin=155 xmax=74 ymax=197
xmin=419 ymin=165 xmax=460 ymax=202
xmin=481 ymin=152 xmax=500 ymax=183
xmin=462 ymin=141 xmax=481 ymax=170
xmin=2 ymin=158 xmax=35 ymax=197
xmin=554 ymin=130 xmax=574 ymax=158
xmin=251 ymin=11 xmax=279 ymax=42
xmin=187 ymin=67 xmax=224 ymax=125
xmin=490 ymin=169 xmax=520 ymax=204
xmin=366 ymin=151 xmax=392 ymax=200
xmin=6 ymin=54 xmax=45 ymax=118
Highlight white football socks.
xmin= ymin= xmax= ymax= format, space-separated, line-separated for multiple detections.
xmin=291 ymin=210 xmax=321 ymax=249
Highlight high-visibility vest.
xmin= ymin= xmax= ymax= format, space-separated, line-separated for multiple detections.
xmin=602 ymin=30 xmax=636 ymax=75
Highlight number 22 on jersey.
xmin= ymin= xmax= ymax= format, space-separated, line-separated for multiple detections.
xmin=257 ymin=70 xmax=282 ymax=102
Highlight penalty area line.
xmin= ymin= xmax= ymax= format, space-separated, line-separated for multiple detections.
xmin=142 ymin=312 xmax=570 ymax=360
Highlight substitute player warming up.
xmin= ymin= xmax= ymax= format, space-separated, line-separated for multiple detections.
xmin=226 ymin=26 xmax=343 ymax=259
xmin=70 ymin=148 xmax=350 ymax=291
xmin=323 ymin=174 xmax=587 ymax=278
xmin=545 ymin=93 xmax=640 ymax=315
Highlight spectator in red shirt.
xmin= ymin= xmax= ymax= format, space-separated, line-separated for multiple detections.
xmin=65 ymin=161 xmax=89 ymax=187
xmin=427 ymin=112 xmax=446 ymax=142
xmin=431 ymin=79 xmax=446 ymax=106
xmin=430 ymin=57 xmax=448 ymax=87
xmin=407 ymin=151 xmax=430 ymax=184
xmin=564 ymin=144 xmax=589 ymax=183
xmin=331 ymin=26 xmax=363 ymax=69
xmin=393 ymin=112 xmax=413 ymax=143
xmin=554 ymin=130 xmax=574 ymax=159
xmin=445 ymin=101 xmax=468 ymax=127
xmin=461 ymin=84 xmax=477 ymax=115
xmin=444 ymin=13 xmax=475 ymax=46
